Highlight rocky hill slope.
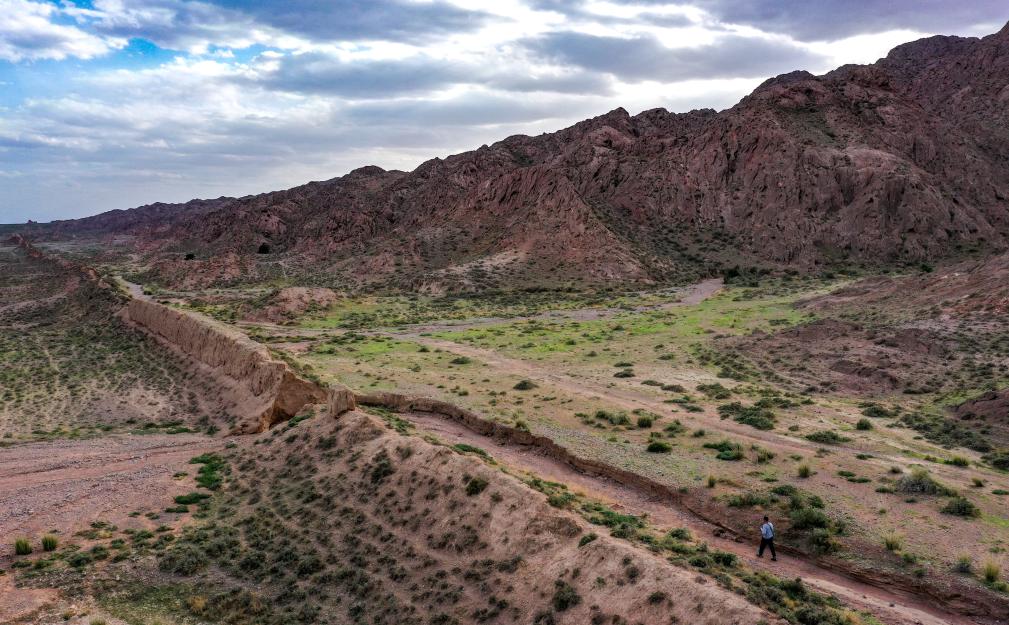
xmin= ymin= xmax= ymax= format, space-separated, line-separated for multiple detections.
xmin=18 ymin=23 xmax=1009 ymax=291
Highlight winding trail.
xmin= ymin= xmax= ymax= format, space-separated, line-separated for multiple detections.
xmin=405 ymin=410 xmax=970 ymax=625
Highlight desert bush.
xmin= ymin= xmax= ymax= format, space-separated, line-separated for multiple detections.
xmin=513 ymin=380 xmax=537 ymax=390
xmin=983 ymin=561 xmax=1001 ymax=584
xmin=465 ymin=476 xmax=489 ymax=496
xmin=14 ymin=538 xmax=31 ymax=555
xmin=646 ymin=440 xmax=671 ymax=453
xmin=790 ymin=508 xmax=829 ymax=530
xmin=896 ymin=468 xmax=954 ymax=496
xmin=578 ymin=533 xmax=597 ymax=547
xmin=797 ymin=464 xmax=812 ymax=478
xmin=159 ymin=543 xmax=209 ymax=575
xmin=636 ymin=415 xmax=654 ymax=428
xmin=855 ymin=419 xmax=873 ymax=431
xmin=883 ymin=533 xmax=903 ymax=551
xmin=805 ymin=430 xmax=850 ymax=445
xmin=551 ymin=580 xmax=581 ymax=611
xmin=41 ymin=535 xmax=58 ymax=552
xmin=954 ymin=555 xmax=973 ymax=574
xmin=941 ymin=496 xmax=980 ymax=517
xmin=718 ymin=402 xmax=775 ymax=430
xmin=449 ymin=356 xmax=472 ymax=365
xmin=727 ymin=491 xmax=768 ymax=507
xmin=703 ymin=440 xmax=744 ymax=461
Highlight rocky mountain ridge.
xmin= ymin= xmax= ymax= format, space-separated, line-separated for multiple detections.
xmin=16 ymin=23 xmax=1009 ymax=291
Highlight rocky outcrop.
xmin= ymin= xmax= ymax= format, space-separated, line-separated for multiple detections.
xmin=18 ymin=24 xmax=1009 ymax=290
xmin=123 ymin=297 xmax=354 ymax=432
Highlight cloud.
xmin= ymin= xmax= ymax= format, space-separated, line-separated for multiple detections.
xmin=71 ymin=0 xmax=490 ymax=53
xmin=0 ymin=0 xmax=124 ymax=61
xmin=252 ymin=51 xmax=614 ymax=97
xmin=209 ymin=0 xmax=490 ymax=43
xmin=695 ymin=0 xmax=1008 ymax=41
xmin=522 ymin=30 xmax=829 ymax=82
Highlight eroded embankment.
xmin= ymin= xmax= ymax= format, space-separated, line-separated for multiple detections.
xmin=122 ymin=299 xmax=355 ymax=432
xmin=355 ymin=392 xmax=1008 ymax=624
xmin=10 ymin=233 xmax=355 ymax=433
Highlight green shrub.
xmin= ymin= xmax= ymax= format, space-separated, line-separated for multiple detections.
xmin=726 ymin=491 xmax=768 ymax=507
xmin=718 ymin=402 xmax=775 ymax=430
xmin=883 ymin=533 xmax=903 ymax=551
xmin=551 ymin=580 xmax=581 ymax=611
xmin=983 ymin=561 xmax=1001 ymax=584
xmin=703 ymin=440 xmax=744 ymax=461
xmin=954 ymin=555 xmax=973 ymax=574
xmin=941 ymin=496 xmax=980 ymax=517
xmin=790 ymin=508 xmax=830 ymax=530
xmin=855 ymin=419 xmax=873 ymax=431
xmin=614 ymin=369 xmax=635 ymax=378
xmin=797 ymin=464 xmax=812 ymax=478
xmin=513 ymin=380 xmax=537 ymax=390
xmin=159 ymin=543 xmax=209 ymax=575
xmin=14 ymin=538 xmax=31 ymax=556
xmin=646 ymin=440 xmax=672 ymax=453
xmin=896 ymin=468 xmax=954 ymax=496
xmin=805 ymin=430 xmax=850 ymax=445
xmin=578 ymin=533 xmax=597 ymax=547
xmin=465 ymin=476 xmax=489 ymax=496
xmin=449 ymin=356 xmax=472 ymax=365
xmin=41 ymin=535 xmax=58 ymax=552
xmin=174 ymin=492 xmax=211 ymax=505
xmin=190 ymin=453 xmax=226 ymax=490
xmin=636 ymin=415 xmax=654 ymax=428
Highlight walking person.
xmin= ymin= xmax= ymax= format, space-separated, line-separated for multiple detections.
xmin=757 ymin=515 xmax=777 ymax=561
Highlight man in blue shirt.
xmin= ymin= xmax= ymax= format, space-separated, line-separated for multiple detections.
xmin=758 ymin=516 xmax=777 ymax=561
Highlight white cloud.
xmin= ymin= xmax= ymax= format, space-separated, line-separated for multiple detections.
xmin=0 ymin=0 xmax=124 ymax=61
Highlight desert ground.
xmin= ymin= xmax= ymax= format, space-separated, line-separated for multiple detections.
xmin=3 ymin=236 xmax=1008 ymax=625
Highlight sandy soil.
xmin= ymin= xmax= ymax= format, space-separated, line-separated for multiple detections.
xmin=0 ymin=433 xmax=221 ymax=622
xmin=405 ymin=410 xmax=972 ymax=625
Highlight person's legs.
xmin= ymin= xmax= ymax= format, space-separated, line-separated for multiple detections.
xmin=769 ymin=539 xmax=777 ymax=560
xmin=757 ymin=538 xmax=767 ymax=557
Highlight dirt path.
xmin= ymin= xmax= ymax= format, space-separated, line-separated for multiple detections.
xmin=405 ymin=410 xmax=972 ymax=625
xmin=0 ymin=433 xmax=222 ymax=622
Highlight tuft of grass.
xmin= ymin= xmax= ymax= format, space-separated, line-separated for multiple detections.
xmin=883 ymin=533 xmax=903 ymax=551
xmin=954 ymin=555 xmax=973 ymax=574
xmin=855 ymin=418 xmax=873 ymax=431
xmin=513 ymin=380 xmax=537 ymax=391
xmin=797 ymin=464 xmax=812 ymax=478
xmin=983 ymin=561 xmax=1001 ymax=584
xmin=14 ymin=538 xmax=32 ymax=556
xmin=41 ymin=535 xmax=58 ymax=552
xmin=189 ymin=453 xmax=226 ymax=490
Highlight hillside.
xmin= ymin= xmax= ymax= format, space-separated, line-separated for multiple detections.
xmin=14 ymin=23 xmax=1009 ymax=292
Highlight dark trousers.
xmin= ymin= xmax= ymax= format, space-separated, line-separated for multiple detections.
xmin=758 ymin=537 xmax=776 ymax=559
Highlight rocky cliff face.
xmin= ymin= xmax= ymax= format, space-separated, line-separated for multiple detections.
xmin=122 ymin=298 xmax=354 ymax=432
xmin=19 ymin=24 xmax=1009 ymax=290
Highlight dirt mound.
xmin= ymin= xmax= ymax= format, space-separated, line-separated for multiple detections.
xmin=147 ymin=409 xmax=779 ymax=625
xmin=957 ymin=390 xmax=1009 ymax=423
xmin=241 ymin=287 xmax=339 ymax=323
xmin=807 ymin=252 xmax=1009 ymax=317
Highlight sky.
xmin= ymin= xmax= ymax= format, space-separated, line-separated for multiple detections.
xmin=0 ymin=1 xmax=1004 ymax=223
